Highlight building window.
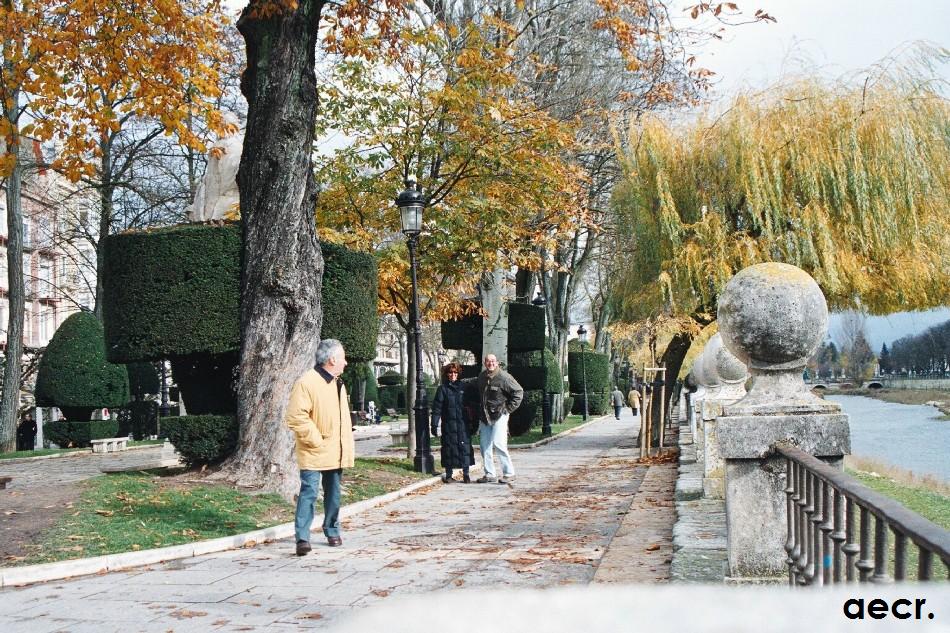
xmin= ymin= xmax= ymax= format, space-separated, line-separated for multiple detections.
xmin=39 ymin=258 xmax=52 ymax=294
xmin=22 ymin=217 xmax=31 ymax=247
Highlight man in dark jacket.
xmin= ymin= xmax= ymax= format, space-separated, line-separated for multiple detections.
xmin=475 ymin=354 xmax=523 ymax=484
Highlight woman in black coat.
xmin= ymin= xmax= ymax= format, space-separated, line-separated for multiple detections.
xmin=430 ymin=362 xmax=475 ymax=483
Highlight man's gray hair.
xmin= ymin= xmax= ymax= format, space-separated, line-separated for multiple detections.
xmin=315 ymin=339 xmax=344 ymax=366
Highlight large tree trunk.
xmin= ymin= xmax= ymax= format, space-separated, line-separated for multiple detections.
xmin=220 ymin=0 xmax=326 ymax=500
xmin=0 ymin=88 xmax=25 ymax=453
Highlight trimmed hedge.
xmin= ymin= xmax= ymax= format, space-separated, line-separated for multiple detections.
xmin=116 ymin=401 xmax=159 ymax=440
xmin=562 ymin=394 xmax=574 ymax=417
xmin=509 ymin=389 xmax=542 ymax=436
xmin=35 ymin=312 xmax=130 ymax=418
xmin=441 ymin=313 xmax=482 ymax=354
xmin=321 ymin=242 xmax=378 ymax=363
xmin=507 ymin=303 xmax=545 ymax=352
xmin=377 ymin=370 xmax=405 ymax=386
xmin=170 ymin=351 xmax=238 ymax=415
xmin=102 ymin=222 xmax=379 ymax=363
xmin=567 ymin=349 xmax=610 ymax=395
xmin=343 ymin=362 xmax=376 ymax=410
xmin=378 ymin=384 xmax=406 ymax=413
xmin=127 ymin=361 xmax=160 ymax=399
xmin=162 ymin=415 xmax=237 ymax=466
xmin=45 ymin=420 xmax=120 ymax=448
xmin=570 ymin=391 xmax=610 ymax=416
xmin=508 ymin=349 xmax=561 ymax=392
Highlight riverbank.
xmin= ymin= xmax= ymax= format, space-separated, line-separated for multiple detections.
xmin=836 ymin=387 xmax=950 ymax=418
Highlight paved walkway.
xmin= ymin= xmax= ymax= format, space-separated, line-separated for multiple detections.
xmin=0 ymin=444 xmax=179 ymax=490
xmin=0 ymin=410 xmax=676 ymax=632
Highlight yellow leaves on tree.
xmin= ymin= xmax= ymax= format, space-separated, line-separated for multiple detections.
xmin=22 ymin=0 xmax=231 ymax=182
xmin=611 ymin=50 xmax=950 ymax=324
xmin=315 ymin=16 xmax=586 ymax=323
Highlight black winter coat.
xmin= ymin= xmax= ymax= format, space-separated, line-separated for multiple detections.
xmin=430 ymin=380 xmax=475 ymax=469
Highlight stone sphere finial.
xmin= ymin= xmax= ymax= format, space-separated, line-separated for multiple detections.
xmin=718 ymin=262 xmax=837 ymax=415
xmin=700 ymin=341 xmax=722 ymax=388
xmin=690 ymin=352 xmax=708 ymax=388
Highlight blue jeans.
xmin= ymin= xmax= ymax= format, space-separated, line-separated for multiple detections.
xmin=294 ymin=469 xmax=342 ymax=542
xmin=479 ymin=414 xmax=514 ymax=478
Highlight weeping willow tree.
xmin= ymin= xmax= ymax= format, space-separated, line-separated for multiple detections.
xmin=610 ymin=47 xmax=950 ymax=407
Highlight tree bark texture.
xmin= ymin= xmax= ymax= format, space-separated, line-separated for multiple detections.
xmin=0 ymin=92 xmax=26 ymax=452
xmin=221 ymin=0 xmax=326 ymax=499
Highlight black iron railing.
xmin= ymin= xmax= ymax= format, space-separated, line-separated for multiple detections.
xmin=775 ymin=442 xmax=950 ymax=586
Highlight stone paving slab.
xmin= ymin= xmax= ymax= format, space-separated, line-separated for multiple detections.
xmin=0 ymin=410 xmax=678 ymax=631
xmin=0 ymin=444 xmax=180 ymax=490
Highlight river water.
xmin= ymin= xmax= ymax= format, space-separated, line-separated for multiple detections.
xmin=825 ymin=394 xmax=949 ymax=483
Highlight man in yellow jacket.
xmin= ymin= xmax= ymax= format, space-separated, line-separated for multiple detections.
xmin=286 ymin=339 xmax=355 ymax=555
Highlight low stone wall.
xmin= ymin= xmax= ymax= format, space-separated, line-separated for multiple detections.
xmin=881 ymin=377 xmax=950 ymax=390
xmin=670 ymin=422 xmax=727 ymax=583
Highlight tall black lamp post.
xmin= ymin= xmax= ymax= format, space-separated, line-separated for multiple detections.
xmin=577 ymin=325 xmax=589 ymax=421
xmin=396 ymin=179 xmax=436 ymax=474
xmin=532 ymin=292 xmax=553 ymax=436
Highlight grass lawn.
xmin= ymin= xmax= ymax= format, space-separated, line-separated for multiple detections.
xmin=15 ymin=457 xmax=427 ymax=566
xmin=0 ymin=448 xmax=84 ymax=460
xmin=846 ymin=468 xmax=950 ymax=578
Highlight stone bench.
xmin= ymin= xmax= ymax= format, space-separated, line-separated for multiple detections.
xmin=0 ymin=476 xmax=11 ymax=489
xmin=90 ymin=437 xmax=129 ymax=453
xmin=389 ymin=430 xmax=409 ymax=446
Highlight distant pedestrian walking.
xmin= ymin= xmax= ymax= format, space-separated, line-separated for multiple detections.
xmin=627 ymin=387 xmax=641 ymax=417
xmin=476 ymin=354 xmax=523 ymax=484
xmin=430 ymin=362 xmax=475 ymax=483
xmin=16 ymin=413 xmax=36 ymax=451
xmin=286 ymin=339 xmax=355 ymax=555
xmin=611 ymin=387 xmax=625 ymax=420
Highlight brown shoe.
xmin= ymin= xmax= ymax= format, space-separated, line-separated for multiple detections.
xmin=327 ymin=536 xmax=343 ymax=547
xmin=296 ymin=540 xmax=311 ymax=556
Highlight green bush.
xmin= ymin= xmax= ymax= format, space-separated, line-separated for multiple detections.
xmin=115 ymin=401 xmax=159 ymax=440
xmin=102 ymin=222 xmax=379 ymax=362
xmin=570 ymin=391 xmax=610 ymax=416
xmin=507 ymin=303 xmax=545 ymax=352
xmin=126 ymin=362 xmax=160 ymax=399
xmin=562 ymin=394 xmax=574 ymax=417
xmin=378 ymin=384 xmax=406 ymax=413
xmin=45 ymin=420 xmax=120 ymax=448
xmin=509 ymin=390 xmax=542 ymax=436
xmin=321 ymin=242 xmax=379 ymax=363
xmin=459 ymin=364 xmax=480 ymax=380
xmin=343 ymin=362 xmax=376 ymax=410
xmin=508 ymin=348 xmax=561 ymax=392
xmin=169 ymin=351 xmax=238 ymax=415
xmin=377 ymin=371 xmax=405 ymax=386
xmin=162 ymin=415 xmax=237 ymax=466
xmin=35 ymin=312 xmax=130 ymax=419
xmin=567 ymin=349 xmax=610 ymax=396
xmin=441 ymin=313 xmax=482 ymax=353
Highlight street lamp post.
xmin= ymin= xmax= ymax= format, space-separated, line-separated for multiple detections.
xmin=532 ymin=292 xmax=552 ymax=436
xmin=396 ymin=179 xmax=435 ymax=474
xmin=577 ymin=325 xmax=589 ymax=421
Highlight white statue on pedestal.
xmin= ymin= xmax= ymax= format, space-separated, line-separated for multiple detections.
xmin=186 ymin=116 xmax=244 ymax=222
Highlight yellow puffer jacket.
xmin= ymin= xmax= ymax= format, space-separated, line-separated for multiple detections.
xmin=285 ymin=369 xmax=355 ymax=471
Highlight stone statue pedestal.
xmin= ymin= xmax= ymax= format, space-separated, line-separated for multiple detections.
xmin=718 ymin=412 xmax=850 ymax=578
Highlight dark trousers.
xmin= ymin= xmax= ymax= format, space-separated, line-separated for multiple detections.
xmin=614 ymin=405 xmax=622 ymax=419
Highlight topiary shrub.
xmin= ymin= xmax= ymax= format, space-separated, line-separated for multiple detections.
xmin=567 ymin=349 xmax=610 ymax=396
xmin=509 ymin=390 xmax=542 ymax=436
xmin=342 ymin=362 xmax=377 ymax=410
xmin=378 ymin=384 xmax=406 ymax=413
xmin=570 ymin=391 xmax=610 ymax=416
xmin=162 ymin=414 xmax=237 ymax=466
xmin=45 ymin=420 xmax=120 ymax=448
xmin=441 ymin=312 xmax=482 ymax=355
xmin=115 ymin=400 xmax=159 ymax=440
xmin=377 ymin=371 xmax=405 ymax=386
xmin=320 ymin=242 xmax=379 ymax=363
xmin=35 ymin=312 xmax=130 ymax=421
xmin=170 ymin=351 xmax=238 ymax=415
xmin=506 ymin=303 xmax=545 ymax=352
xmin=562 ymin=394 xmax=574 ymax=417
xmin=126 ymin=361 xmax=160 ymax=399
xmin=508 ymin=349 xmax=561 ymax=392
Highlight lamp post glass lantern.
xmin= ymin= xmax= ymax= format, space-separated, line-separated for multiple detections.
xmin=396 ymin=179 xmax=435 ymax=473
xmin=577 ymin=325 xmax=588 ymax=421
xmin=532 ymin=292 xmax=552 ymax=436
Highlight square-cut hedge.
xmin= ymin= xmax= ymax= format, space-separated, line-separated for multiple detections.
xmin=508 ymin=348 xmax=561 ymax=392
xmin=567 ymin=349 xmax=610 ymax=395
xmin=45 ymin=420 xmax=120 ymax=448
xmin=102 ymin=222 xmax=378 ymax=364
xmin=507 ymin=303 xmax=545 ymax=352
xmin=162 ymin=415 xmax=237 ymax=466
xmin=116 ymin=401 xmax=159 ymax=440
xmin=441 ymin=313 xmax=482 ymax=354
xmin=509 ymin=389 xmax=542 ymax=436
